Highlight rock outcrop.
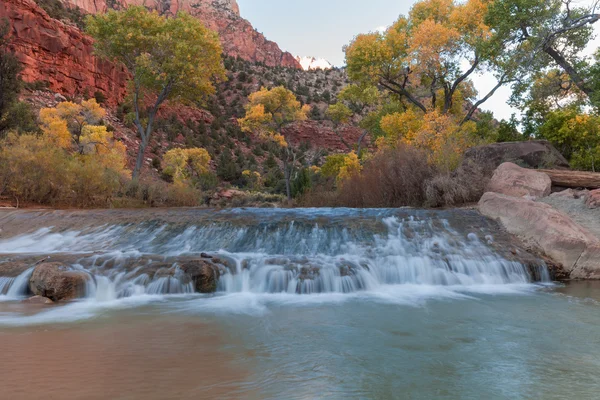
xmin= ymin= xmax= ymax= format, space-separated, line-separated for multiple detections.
xmin=29 ymin=262 xmax=91 ymax=301
xmin=479 ymin=192 xmax=600 ymax=279
xmin=486 ymin=162 xmax=552 ymax=199
xmin=463 ymin=140 xmax=570 ymax=171
xmin=283 ymin=121 xmax=367 ymax=151
xmin=1 ymin=0 xmax=129 ymax=105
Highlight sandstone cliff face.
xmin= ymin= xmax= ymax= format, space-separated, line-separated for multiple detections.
xmin=1 ymin=0 xmax=129 ymax=105
xmin=63 ymin=0 xmax=301 ymax=68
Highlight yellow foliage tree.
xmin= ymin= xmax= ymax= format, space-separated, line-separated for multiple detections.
xmin=242 ymin=169 xmax=262 ymax=190
xmin=344 ymin=0 xmax=502 ymax=122
xmin=238 ymin=86 xmax=310 ymax=200
xmin=39 ymin=100 xmax=129 ymax=176
xmin=380 ymin=109 xmax=481 ymax=171
xmin=39 ymin=99 xmax=106 ymax=146
xmin=162 ymin=147 xmax=211 ymax=186
xmin=337 ymin=151 xmax=362 ymax=184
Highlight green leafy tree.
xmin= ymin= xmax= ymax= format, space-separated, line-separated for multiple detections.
xmin=327 ymin=84 xmax=381 ymax=154
xmin=86 ymin=7 xmax=226 ymax=179
xmin=537 ymin=107 xmax=600 ymax=171
xmin=486 ymin=0 xmax=600 ymax=107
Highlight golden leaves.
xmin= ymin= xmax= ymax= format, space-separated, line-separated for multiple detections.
xmin=163 ymin=147 xmax=211 ymax=184
xmin=238 ymin=86 xmax=308 ymax=147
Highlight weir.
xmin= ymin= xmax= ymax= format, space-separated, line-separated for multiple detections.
xmin=0 ymin=208 xmax=549 ymax=301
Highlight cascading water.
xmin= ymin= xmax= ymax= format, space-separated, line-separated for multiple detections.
xmin=0 ymin=208 xmax=549 ymax=302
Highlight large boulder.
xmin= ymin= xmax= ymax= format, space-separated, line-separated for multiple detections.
xmin=479 ymin=192 xmax=600 ymax=278
xmin=487 ymin=162 xmax=552 ymax=199
xmin=29 ymin=263 xmax=91 ymax=302
xmin=180 ymin=260 xmax=220 ymax=293
xmin=463 ymin=140 xmax=570 ymax=171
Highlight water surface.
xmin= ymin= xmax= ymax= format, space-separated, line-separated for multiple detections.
xmin=0 ymin=208 xmax=595 ymax=399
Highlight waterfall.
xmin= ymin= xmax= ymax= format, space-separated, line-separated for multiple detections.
xmin=0 ymin=208 xmax=549 ymax=300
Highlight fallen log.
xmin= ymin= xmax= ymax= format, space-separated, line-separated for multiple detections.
xmin=538 ymin=169 xmax=600 ymax=189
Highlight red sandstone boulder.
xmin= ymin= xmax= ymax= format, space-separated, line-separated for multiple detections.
xmin=479 ymin=192 xmax=600 ymax=278
xmin=486 ymin=162 xmax=552 ymax=199
xmin=585 ymin=189 xmax=600 ymax=209
xmin=29 ymin=263 xmax=90 ymax=301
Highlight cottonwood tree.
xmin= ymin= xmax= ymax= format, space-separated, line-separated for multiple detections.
xmin=238 ymin=86 xmax=310 ymax=200
xmin=486 ymin=0 xmax=600 ymax=107
xmin=345 ymin=0 xmax=503 ymax=124
xmin=87 ymin=7 xmax=225 ymax=179
xmin=326 ymin=84 xmax=381 ymax=154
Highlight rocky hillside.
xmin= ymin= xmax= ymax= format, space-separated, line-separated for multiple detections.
xmin=2 ymin=0 xmax=369 ymax=193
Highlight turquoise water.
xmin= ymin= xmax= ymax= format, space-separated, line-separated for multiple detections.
xmin=2 ymin=283 xmax=600 ymax=399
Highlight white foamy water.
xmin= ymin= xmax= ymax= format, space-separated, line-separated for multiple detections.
xmin=0 ymin=208 xmax=550 ymax=325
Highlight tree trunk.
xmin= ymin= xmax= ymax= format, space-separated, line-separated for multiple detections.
xmin=538 ymin=169 xmax=600 ymax=189
xmin=283 ymin=158 xmax=292 ymax=201
xmin=132 ymin=137 xmax=148 ymax=181
xmin=543 ymin=45 xmax=594 ymax=98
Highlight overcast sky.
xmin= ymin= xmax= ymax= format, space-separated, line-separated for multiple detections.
xmin=237 ymin=0 xmax=600 ymax=121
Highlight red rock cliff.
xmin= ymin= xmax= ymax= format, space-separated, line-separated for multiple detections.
xmin=64 ymin=0 xmax=302 ymax=69
xmin=0 ymin=0 xmax=129 ymax=105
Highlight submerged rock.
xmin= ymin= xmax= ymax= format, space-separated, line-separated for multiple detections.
xmin=23 ymin=295 xmax=54 ymax=305
xmin=29 ymin=263 xmax=90 ymax=302
xmin=487 ymin=162 xmax=552 ymax=199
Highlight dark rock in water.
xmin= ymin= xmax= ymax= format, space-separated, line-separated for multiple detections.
xmin=23 ymin=295 xmax=54 ymax=305
xmin=463 ymin=140 xmax=570 ymax=171
xmin=180 ymin=260 xmax=220 ymax=293
xmin=29 ymin=263 xmax=90 ymax=302
xmin=298 ymin=265 xmax=320 ymax=281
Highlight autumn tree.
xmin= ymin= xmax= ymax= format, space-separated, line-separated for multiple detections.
xmin=39 ymin=99 xmax=105 ymax=151
xmin=486 ymin=0 xmax=600 ymax=108
xmin=238 ymin=86 xmax=310 ymax=200
xmin=162 ymin=147 xmax=211 ymax=186
xmin=39 ymin=100 xmax=128 ymax=172
xmin=345 ymin=0 xmax=502 ymax=123
xmin=0 ymin=100 xmax=128 ymax=206
xmin=86 ymin=7 xmax=226 ymax=179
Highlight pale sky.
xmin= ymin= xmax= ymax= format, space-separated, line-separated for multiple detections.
xmin=237 ymin=0 xmax=600 ymax=121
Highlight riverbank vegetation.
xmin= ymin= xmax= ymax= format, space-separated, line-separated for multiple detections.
xmin=1 ymin=0 xmax=600 ymax=208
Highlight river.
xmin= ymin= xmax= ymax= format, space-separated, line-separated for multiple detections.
xmin=0 ymin=208 xmax=598 ymax=399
